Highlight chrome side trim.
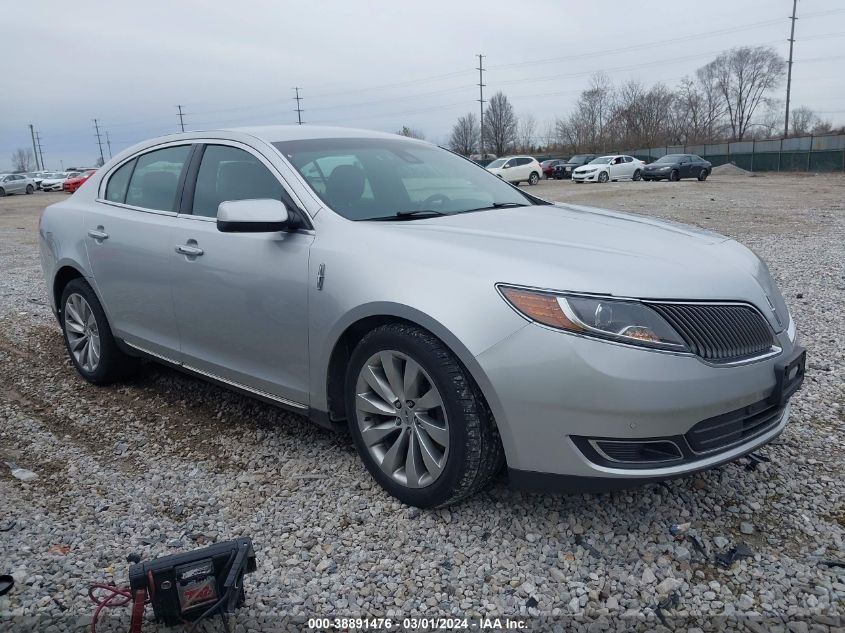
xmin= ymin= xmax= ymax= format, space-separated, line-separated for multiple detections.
xmin=124 ymin=341 xmax=308 ymax=410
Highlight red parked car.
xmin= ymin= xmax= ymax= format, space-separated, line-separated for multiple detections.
xmin=540 ymin=159 xmax=567 ymax=179
xmin=63 ymin=169 xmax=97 ymax=193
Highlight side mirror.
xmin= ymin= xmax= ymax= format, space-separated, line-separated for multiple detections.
xmin=216 ymin=199 xmax=296 ymax=233
xmin=502 ymin=164 xmax=510 ymax=169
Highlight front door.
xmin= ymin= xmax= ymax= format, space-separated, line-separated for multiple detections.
xmin=84 ymin=144 xmax=192 ymax=358
xmin=170 ymin=143 xmax=313 ymax=406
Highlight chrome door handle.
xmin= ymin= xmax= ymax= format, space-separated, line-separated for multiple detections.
xmin=87 ymin=229 xmax=108 ymax=240
xmin=176 ymin=244 xmax=204 ymax=257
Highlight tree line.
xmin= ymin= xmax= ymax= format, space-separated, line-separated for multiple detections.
xmin=445 ymin=46 xmax=841 ymax=157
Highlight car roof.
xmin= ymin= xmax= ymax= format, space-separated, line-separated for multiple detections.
xmin=227 ymin=125 xmax=410 ymax=144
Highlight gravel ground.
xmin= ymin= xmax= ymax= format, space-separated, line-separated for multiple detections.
xmin=0 ymin=175 xmax=843 ymax=632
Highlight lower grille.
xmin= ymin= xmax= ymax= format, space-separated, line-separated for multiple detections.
xmin=592 ymin=439 xmax=683 ymax=464
xmin=649 ymin=302 xmax=775 ymax=363
xmin=685 ymin=400 xmax=784 ymax=453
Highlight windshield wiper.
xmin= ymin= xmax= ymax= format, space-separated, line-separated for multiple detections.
xmin=463 ymin=202 xmax=526 ymax=213
xmin=367 ymin=209 xmax=449 ymax=221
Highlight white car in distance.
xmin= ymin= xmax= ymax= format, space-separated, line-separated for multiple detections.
xmin=485 ymin=156 xmax=542 ymax=185
xmin=572 ymin=155 xmax=645 ymax=183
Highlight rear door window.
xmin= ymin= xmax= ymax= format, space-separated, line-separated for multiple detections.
xmin=125 ymin=145 xmax=191 ymax=212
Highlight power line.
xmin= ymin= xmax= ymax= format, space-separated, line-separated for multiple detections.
xmin=477 ymin=54 xmax=485 ymax=158
xmin=293 ymin=87 xmax=303 ymax=125
xmin=176 ymin=105 xmax=186 ymax=132
xmin=785 ymin=0 xmax=798 ymax=137
xmin=29 ymin=124 xmax=40 ymax=170
xmin=92 ymin=119 xmax=105 ymax=165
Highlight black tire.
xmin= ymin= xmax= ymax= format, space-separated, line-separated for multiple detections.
xmin=598 ymin=171 xmax=609 ymax=183
xmin=669 ymin=169 xmax=680 ymax=182
xmin=632 ymin=169 xmax=642 ymax=181
xmin=26 ymin=184 xmax=34 ymax=194
xmin=698 ymin=169 xmax=709 ymax=181
xmin=345 ymin=323 xmax=504 ymax=508
xmin=60 ymin=278 xmax=138 ymax=385
xmin=528 ymin=172 xmax=540 ymax=185
xmin=0 ymin=187 xmax=5 ymax=197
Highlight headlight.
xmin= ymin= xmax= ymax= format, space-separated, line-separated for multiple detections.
xmin=584 ymin=167 xmax=598 ymax=173
xmin=658 ymin=165 xmax=672 ymax=171
xmin=499 ymin=286 xmax=689 ymax=351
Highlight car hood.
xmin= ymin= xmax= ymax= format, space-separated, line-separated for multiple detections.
xmin=41 ymin=178 xmax=65 ymax=184
xmin=573 ymin=164 xmax=603 ymax=172
xmin=365 ymin=204 xmax=785 ymax=330
xmin=644 ymin=162 xmax=677 ymax=169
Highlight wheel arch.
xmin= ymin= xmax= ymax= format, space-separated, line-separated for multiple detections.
xmin=321 ymin=305 xmax=508 ymax=460
xmin=52 ymin=265 xmax=86 ymax=321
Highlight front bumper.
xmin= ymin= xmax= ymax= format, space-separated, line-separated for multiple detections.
xmin=475 ymin=322 xmax=800 ymax=489
xmin=643 ymin=170 xmax=671 ymax=179
xmin=572 ymin=171 xmax=599 ymax=182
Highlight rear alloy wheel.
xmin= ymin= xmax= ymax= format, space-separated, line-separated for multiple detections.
xmin=60 ymin=278 xmax=138 ymax=384
xmin=26 ymin=184 xmax=34 ymax=194
xmin=698 ymin=169 xmax=709 ymax=181
xmin=346 ymin=323 xmax=503 ymax=507
xmin=598 ymin=171 xmax=609 ymax=183
xmin=528 ymin=172 xmax=540 ymax=185
xmin=669 ymin=169 xmax=680 ymax=182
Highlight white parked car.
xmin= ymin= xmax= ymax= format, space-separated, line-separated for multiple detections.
xmin=572 ymin=155 xmax=645 ymax=183
xmin=485 ymin=156 xmax=542 ymax=185
xmin=39 ymin=172 xmax=71 ymax=192
xmin=0 ymin=173 xmax=36 ymax=196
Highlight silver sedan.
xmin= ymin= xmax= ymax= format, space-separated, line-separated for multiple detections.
xmin=0 ymin=173 xmax=36 ymax=196
xmin=38 ymin=126 xmax=805 ymax=507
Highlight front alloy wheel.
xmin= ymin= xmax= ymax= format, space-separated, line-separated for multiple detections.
xmin=598 ymin=171 xmax=609 ymax=183
xmin=354 ymin=350 xmax=449 ymax=488
xmin=346 ymin=323 xmax=504 ymax=507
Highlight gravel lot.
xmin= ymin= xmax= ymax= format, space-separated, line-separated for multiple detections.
xmin=1 ymin=175 xmax=843 ymax=631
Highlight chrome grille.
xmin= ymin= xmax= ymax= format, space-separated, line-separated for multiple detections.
xmin=649 ymin=302 xmax=775 ymax=362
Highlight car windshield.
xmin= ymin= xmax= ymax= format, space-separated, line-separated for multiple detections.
xmin=569 ymin=155 xmax=591 ymax=163
xmin=274 ymin=138 xmax=535 ymax=221
xmin=656 ymin=155 xmax=684 ymax=163
xmin=486 ymin=158 xmax=507 ymax=168
xmin=589 ymin=156 xmax=614 ymax=165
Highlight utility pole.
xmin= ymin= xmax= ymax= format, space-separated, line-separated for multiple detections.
xmin=29 ymin=124 xmax=40 ymax=170
xmin=105 ymin=131 xmax=113 ymax=159
xmin=35 ymin=132 xmax=45 ymax=170
xmin=477 ymin=54 xmax=486 ymax=159
xmin=176 ymin=105 xmax=186 ymax=132
xmin=93 ymin=119 xmax=105 ymax=166
xmin=293 ymin=87 xmax=303 ymax=125
xmin=784 ymin=0 xmax=798 ymax=138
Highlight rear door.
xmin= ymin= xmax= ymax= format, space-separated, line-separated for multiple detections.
xmin=170 ymin=142 xmax=313 ymax=406
xmin=84 ymin=143 xmax=192 ymax=358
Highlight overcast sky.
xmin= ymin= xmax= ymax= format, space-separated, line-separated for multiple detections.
xmin=2 ymin=0 xmax=843 ymax=170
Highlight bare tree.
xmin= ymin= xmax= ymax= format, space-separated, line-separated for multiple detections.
xmin=752 ymin=99 xmax=784 ymax=139
xmin=703 ymin=46 xmax=786 ymax=140
xmin=448 ymin=113 xmax=478 ymax=156
xmin=483 ymin=92 xmax=518 ymax=157
xmin=540 ymin=120 xmax=556 ymax=151
xmin=396 ymin=126 xmax=425 ymax=140
xmin=11 ymin=148 xmax=35 ymax=172
xmin=517 ymin=113 xmax=536 ymax=152
xmin=789 ymin=106 xmax=818 ymax=136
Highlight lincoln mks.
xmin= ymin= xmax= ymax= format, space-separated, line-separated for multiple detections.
xmin=39 ymin=126 xmax=805 ymax=507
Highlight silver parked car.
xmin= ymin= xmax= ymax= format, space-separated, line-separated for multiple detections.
xmin=0 ymin=173 xmax=36 ymax=196
xmin=39 ymin=126 xmax=805 ymax=507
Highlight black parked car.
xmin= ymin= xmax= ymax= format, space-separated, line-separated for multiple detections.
xmin=642 ymin=154 xmax=711 ymax=181
xmin=552 ymin=154 xmax=597 ymax=180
